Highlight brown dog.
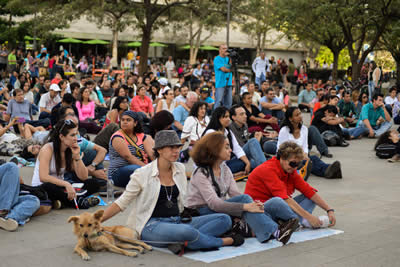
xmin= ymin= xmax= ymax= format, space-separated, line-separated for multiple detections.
xmin=68 ymin=209 xmax=152 ymax=261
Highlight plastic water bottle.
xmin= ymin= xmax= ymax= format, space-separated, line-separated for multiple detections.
xmin=107 ymin=179 xmax=114 ymax=205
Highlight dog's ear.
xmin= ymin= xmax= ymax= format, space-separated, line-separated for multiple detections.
xmin=68 ymin=216 xmax=79 ymax=223
xmin=93 ymin=210 xmax=104 ymax=221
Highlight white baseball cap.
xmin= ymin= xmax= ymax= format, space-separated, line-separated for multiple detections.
xmin=158 ymin=77 xmax=168 ymax=86
xmin=50 ymin=84 xmax=61 ymax=92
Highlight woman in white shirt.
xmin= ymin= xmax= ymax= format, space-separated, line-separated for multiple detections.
xmin=155 ymin=89 xmax=176 ymax=114
xmin=181 ymin=102 xmax=209 ymax=145
xmin=277 ymin=107 xmax=342 ymax=179
xmin=102 ymin=130 xmax=243 ymax=252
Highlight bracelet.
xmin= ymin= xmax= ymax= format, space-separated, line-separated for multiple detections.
xmin=326 ymin=209 xmax=335 ymax=213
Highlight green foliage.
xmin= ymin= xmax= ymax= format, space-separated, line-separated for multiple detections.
xmin=315 ymin=46 xmax=351 ymax=70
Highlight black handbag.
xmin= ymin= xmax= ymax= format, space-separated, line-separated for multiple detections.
xmin=376 ymin=144 xmax=397 ymax=159
xmin=322 ymin=130 xmax=341 ymax=146
xmin=19 ymin=184 xmax=48 ymax=201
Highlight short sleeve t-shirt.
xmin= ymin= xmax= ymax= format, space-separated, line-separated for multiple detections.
xmin=213 ymin=56 xmax=232 ymax=88
xmin=243 ymin=104 xmax=261 ymax=128
xmin=6 ymin=99 xmax=32 ymax=120
xmin=357 ymin=103 xmax=385 ymax=127
xmin=173 ymin=105 xmax=189 ymax=126
xmin=78 ymin=135 xmax=95 ymax=154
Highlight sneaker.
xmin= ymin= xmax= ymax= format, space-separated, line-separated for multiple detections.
xmin=321 ymin=151 xmax=333 ymax=158
xmin=0 ymin=217 xmax=18 ymax=231
xmin=388 ymin=155 xmax=400 ymax=163
xmin=324 ymin=161 xmax=341 ymax=179
xmin=79 ymin=196 xmax=100 ymax=209
xmin=299 ymin=159 xmax=312 ymax=181
xmin=339 ymin=140 xmax=350 ymax=147
xmin=232 ymin=218 xmax=253 ymax=237
xmin=52 ymin=200 xmax=62 ymax=210
xmin=277 ymin=218 xmax=299 ymax=245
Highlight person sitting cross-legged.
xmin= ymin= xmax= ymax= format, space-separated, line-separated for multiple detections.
xmin=186 ymin=132 xmax=299 ymax=244
xmin=259 ymin=88 xmax=285 ymax=121
xmin=357 ymin=93 xmax=392 ymax=138
xmin=297 ymin=83 xmax=316 ymax=113
xmin=245 ymin=141 xmax=337 ymax=229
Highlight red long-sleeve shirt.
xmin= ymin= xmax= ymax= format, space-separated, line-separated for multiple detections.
xmin=244 ymin=157 xmax=317 ymax=203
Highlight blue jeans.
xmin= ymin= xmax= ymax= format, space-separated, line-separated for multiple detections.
xmin=141 ymin=214 xmax=231 ymax=250
xmin=309 ymin=155 xmax=329 ymax=177
xmin=199 ymin=195 xmax=297 ymax=243
xmin=255 ymin=73 xmax=266 ymax=87
xmin=261 ymin=108 xmax=284 ymax=121
xmin=292 ymin=194 xmax=316 ymax=225
xmin=0 ymin=163 xmax=40 ymax=224
xmin=342 ymin=126 xmax=368 ymax=138
xmin=111 ymin=164 xmax=142 ymax=187
xmin=243 ymin=138 xmax=266 ymax=169
xmin=82 ymin=149 xmax=104 ymax=171
xmin=214 ymin=86 xmax=232 ymax=109
xmin=358 ymin=120 xmax=392 ymax=137
xmin=26 ymin=118 xmax=51 ymax=129
xmin=368 ymin=81 xmax=375 ymax=101
xmin=263 ymin=140 xmax=277 ymax=155
xmin=226 ymin=156 xmax=245 ymax=173
xmin=308 ymin=125 xmax=329 ymax=155
xmin=39 ymin=111 xmax=51 ymax=120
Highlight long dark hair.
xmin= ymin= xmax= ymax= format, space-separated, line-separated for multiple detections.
xmin=47 ymin=119 xmax=77 ymax=175
xmin=189 ymin=101 xmax=207 ymax=118
xmin=374 ymin=130 xmax=393 ymax=150
xmin=112 ymin=96 xmax=129 ymax=111
xmin=281 ymin=107 xmax=302 ymax=134
xmin=203 ymin=106 xmax=233 ymax=150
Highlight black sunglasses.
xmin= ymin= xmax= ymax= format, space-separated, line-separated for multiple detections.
xmin=289 ymin=161 xmax=301 ymax=168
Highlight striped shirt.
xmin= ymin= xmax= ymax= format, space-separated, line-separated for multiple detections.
xmin=108 ymin=130 xmax=147 ymax=179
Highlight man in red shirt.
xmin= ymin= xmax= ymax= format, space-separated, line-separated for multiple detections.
xmin=245 ymin=141 xmax=337 ymax=228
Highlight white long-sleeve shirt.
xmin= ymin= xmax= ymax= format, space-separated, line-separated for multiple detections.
xmin=252 ymin=56 xmax=268 ymax=77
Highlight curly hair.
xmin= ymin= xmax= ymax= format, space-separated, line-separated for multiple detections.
xmin=190 ymin=132 xmax=226 ymax=168
xmin=277 ymin=141 xmax=304 ymax=160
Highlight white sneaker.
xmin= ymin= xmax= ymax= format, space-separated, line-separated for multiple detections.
xmin=0 ymin=217 xmax=18 ymax=231
xmin=319 ymin=215 xmax=330 ymax=228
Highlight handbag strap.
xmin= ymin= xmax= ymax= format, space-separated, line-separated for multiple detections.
xmin=120 ymin=130 xmax=146 ymax=162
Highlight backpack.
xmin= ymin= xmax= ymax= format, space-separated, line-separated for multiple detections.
xmin=375 ymin=144 xmax=397 ymax=159
xmin=322 ymin=130 xmax=341 ymax=146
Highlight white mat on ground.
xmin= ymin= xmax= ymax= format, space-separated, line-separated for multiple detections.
xmin=154 ymin=228 xmax=344 ymax=263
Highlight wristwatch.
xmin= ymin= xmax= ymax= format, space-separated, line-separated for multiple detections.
xmin=326 ymin=209 xmax=335 ymax=213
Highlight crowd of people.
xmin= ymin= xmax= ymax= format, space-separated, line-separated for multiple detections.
xmin=0 ymin=44 xmax=399 ymax=255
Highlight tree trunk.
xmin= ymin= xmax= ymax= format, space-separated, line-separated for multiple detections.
xmin=111 ymin=27 xmax=119 ymax=68
xmin=139 ymin=27 xmax=151 ymax=76
xmin=332 ymin=50 xmax=339 ymax=80
xmin=351 ymin=60 xmax=361 ymax=82
xmin=190 ymin=24 xmax=202 ymax=65
xmin=256 ymin=32 xmax=261 ymax=54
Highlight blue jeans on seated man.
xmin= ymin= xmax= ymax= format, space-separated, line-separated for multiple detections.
xmin=214 ymin=86 xmax=232 ymax=109
xmin=141 ymin=213 xmax=232 ymax=249
xmin=309 ymin=155 xmax=329 ymax=177
xmin=263 ymin=140 xmax=278 ymax=155
xmin=64 ymin=149 xmax=107 ymax=187
xmin=243 ymin=138 xmax=267 ymax=169
xmin=226 ymin=156 xmax=245 ymax=174
xmin=261 ymin=108 xmax=284 ymax=121
xmin=266 ymin=194 xmax=316 ymax=227
xmin=358 ymin=120 xmax=392 ymax=137
xmin=199 ymin=194 xmax=297 ymax=243
xmin=0 ymin=163 xmax=40 ymax=224
xmin=111 ymin=165 xmax=142 ymax=188
xmin=308 ymin=125 xmax=329 ymax=155
xmin=341 ymin=126 xmax=368 ymax=139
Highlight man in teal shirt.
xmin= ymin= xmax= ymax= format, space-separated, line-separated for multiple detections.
xmin=213 ymin=44 xmax=232 ymax=109
xmin=357 ymin=93 xmax=392 ymax=137
xmin=298 ymin=83 xmax=316 ymax=112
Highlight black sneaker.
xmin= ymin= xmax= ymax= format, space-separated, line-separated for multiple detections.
xmin=324 ymin=161 xmax=341 ymax=179
xmin=321 ymin=151 xmax=333 ymax=158
xmin=277 ymin=218 xmax=299 ymax=245
xmin=223 ymin=232 xmax=245 ymax=246
xmin=79 ymin=196 xmax=100 ymax=209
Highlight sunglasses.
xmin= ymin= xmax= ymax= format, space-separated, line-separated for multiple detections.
xmin=59 ymin=119 xmax=73 ymax=133
xmin=289 ymin=161 xmax=301 ymax=168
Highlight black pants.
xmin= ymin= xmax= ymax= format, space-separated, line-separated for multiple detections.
xmin=41 ymin=179 xmax=100 ymax=208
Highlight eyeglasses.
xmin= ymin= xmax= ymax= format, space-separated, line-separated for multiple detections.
xmin=289 ymin=161 xmax=301 ymax=168
xmin=362 ymin=96 xmax=368 ymax=99
xmin=59 ymin=119 xmax=73 ymax=133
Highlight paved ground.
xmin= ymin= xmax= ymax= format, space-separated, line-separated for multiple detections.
xmin=1 ymin=113 xmax=400 ymax=267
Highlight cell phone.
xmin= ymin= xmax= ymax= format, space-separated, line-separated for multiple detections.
xmin=17 ymin=117 xmax=25 ymax=123
xmin=72 ymin=183 xmax=84 ymax=189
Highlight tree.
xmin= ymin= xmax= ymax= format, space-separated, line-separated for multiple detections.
xmin=272 ymin=0 xmax=347 ymax=79
xmin=333 ymin=0 xmax=400 ymax=81
xmin=124 ymin=0 xmax=192 ymax=76
xmin=380 ymin=21 xmax=400 ymax=86
xmin=80 ymin=0 xmax=135 ymax=65
xmin=0 ymin=0 xmax=30 ymax=45
xmin=240 ymin=0 xmax=274 ymax=54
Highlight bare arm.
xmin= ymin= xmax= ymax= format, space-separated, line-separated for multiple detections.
xmin=143 ymin=135 xmax=155 ymax=161
xmin=92 ymin=144 xmax=107 ymax=166
xmin=174 ymin=121 xmax=183 ymax=131
xmin=102 ymin=203 xmax=121 ymax=222
xmin=260 ymin=101 xmax=285 ymax=110
xmin=112 ymin=137 xmax=146 ymax=166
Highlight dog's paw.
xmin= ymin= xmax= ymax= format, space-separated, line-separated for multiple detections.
xmin=147 ymin=245 xmax=153 ymax=251
xmin=127 ymin=251 xmax=138 ymax=257
xmin=81 ymin=254 xmax=91 ymax=261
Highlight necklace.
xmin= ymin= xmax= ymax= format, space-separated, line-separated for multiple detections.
xmin=164 ymin=185 xmax=174 ymax=208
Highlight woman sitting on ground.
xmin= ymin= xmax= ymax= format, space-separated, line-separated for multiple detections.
xmin=103 ymin=96 xmax=129 ymax=129
xmin=108 ymin=111 xmax=155 ymax=188
xmin=181 ymin=101 xmax=209 ymax=145
xmin=109 ymin=86 xmax=126 ymax=111
xmin=155 ymin=89 xmax=176 ymax=113
xmin=102 ymin=130 xmax=243 ymax=251
xmin=374 ymin=129 xmax=400 ymax=162
xmin=203 ymin=107 xmax=251 ymax=175
xmin=31 ymin=119 xmax=100 ymax=209
xmin=130 ymin=84 xmax=154 ymax=119
xmin=278 ymin=107 xmax=342 ymax=179
xmin=186 ymin=132 xmax=299 ymax=244
xmin=75 ymin=87 xmax=102 ymax=134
